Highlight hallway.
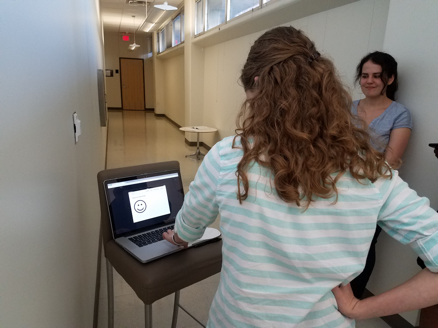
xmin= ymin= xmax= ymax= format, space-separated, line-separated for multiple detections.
xmin=100 ymin=110 xmax=221 ymax=327
xmin=106 ymin=110 xmax=206 ymax=191
xmin=97 ymin=110 xmax=390 ymax=327
xmin=2 ymin=0 xmax=437 ymax=325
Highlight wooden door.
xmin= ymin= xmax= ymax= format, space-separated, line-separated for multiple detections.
xmin=120 ymin=58 xmax=145 ymax=110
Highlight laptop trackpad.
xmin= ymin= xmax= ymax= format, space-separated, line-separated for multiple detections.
xmin=136 ymin=240 xmax=181 ymax=261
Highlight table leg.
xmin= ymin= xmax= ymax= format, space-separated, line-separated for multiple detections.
xmin=185 ymin=132 xmax=205 ymax=160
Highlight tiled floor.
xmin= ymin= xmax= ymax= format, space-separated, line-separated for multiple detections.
xmin=97 ymin=110 xmax=390 ymax=328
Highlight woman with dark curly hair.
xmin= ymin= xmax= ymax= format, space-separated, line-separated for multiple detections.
xmin=163 ymin=26 xmax=438 ymax=327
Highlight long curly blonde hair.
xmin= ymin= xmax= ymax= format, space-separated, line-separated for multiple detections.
xmin=234 ymin=26 xmax=391 ymax=208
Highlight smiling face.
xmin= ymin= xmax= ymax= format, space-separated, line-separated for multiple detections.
xmin=360 ymin=60 xmax=394 ymax=99
xmin=134 ymin=200 xmax=146 ymax=213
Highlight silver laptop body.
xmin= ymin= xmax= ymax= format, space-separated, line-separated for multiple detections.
xmin=103 ymin=168 xmax=185 ymax=263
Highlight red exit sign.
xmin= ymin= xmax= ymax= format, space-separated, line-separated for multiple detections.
xmin=122 ymin=35 xmax=130 ymax=41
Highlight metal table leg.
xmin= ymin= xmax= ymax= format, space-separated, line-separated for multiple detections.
xmin=185 ymin=132 xmax=205 ymax=160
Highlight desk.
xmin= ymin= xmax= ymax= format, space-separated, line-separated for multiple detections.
xmin=180 ymin=126 xmax=217 ymax=160
xmin=96 ymin=162 xmax=222 ymax=328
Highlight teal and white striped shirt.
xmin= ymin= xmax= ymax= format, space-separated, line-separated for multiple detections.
xmin=175 ymin=136 xmax=438 ymax=327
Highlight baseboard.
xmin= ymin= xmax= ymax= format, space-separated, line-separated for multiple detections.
xmin=107 ymin=108 xmax=154 ymax=111
xmin=363 ymin=289 xmax=414 ymax=328
xmin=154 ymin=114 xmax=213 ymax=150
xmin=185 ymin=138 xmax=211 ymax=151
xmin=153 ymin=113 xmax=183 ymax=129
xmin=164 ymin=115 xmax=181 ymax=129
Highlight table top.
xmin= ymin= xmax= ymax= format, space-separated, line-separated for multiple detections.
xmin=179 ymin=126 xmax=217 ymax=133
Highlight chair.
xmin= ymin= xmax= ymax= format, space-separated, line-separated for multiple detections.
xmin=96 ymin=161 xmax=222 ymax=328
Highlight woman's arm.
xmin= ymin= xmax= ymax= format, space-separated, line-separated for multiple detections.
xmin=334 ymin=172 xmax=438 ymax=320
xmin=163 ymin=142 xmax=222 ymax=244
xmin=332 ymin=269 xmax=438 ymax=320
xmin=385 ymin=128 xmax=411 ymax=167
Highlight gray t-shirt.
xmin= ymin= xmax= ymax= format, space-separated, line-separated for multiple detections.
xmin=351 ymin=100 xmax=413 ymax=152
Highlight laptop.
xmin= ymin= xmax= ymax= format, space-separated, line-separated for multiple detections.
xmin=103 ymin=167 xmax=220 ymax=263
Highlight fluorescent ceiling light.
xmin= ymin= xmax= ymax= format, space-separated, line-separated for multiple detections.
xmin=143 ymin=11 xmax=165 ymax=32
xmin=142 ymin=22 xmax=154 ymax=32
xmin=154 ymin=2 xmax=177 ymax=11
xmin=128 ymin=0 xmax=147 ymax=6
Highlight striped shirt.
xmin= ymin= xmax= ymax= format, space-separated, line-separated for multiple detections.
xmin=175 ymin=136 xmax=438 ymax=327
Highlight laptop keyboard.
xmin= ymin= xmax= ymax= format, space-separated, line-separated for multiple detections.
xmin=129 ymin=225 xmax=174 ymax=247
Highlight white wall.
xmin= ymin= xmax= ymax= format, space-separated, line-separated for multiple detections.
xmin=163 ymin=54 xmax=185 ymax=126
xmin=104 ymin=31 xmax=152 ymax=108
xmin=0 ymin=0 xmax=105 ymax=326
xmin=367 ymin=1 xmax=438 ymax=325
xmin=202 ymin=0 xmax=390 ymax=147
xmin=145 ymin=57 xmax=156 ymax=108
xmin=383 ymin=1 xmax=437 ymax=209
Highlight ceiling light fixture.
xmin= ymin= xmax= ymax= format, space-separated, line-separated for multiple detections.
xmin=139 ymin=0 xmax=152 ymax=32
xmin=145 ymin=11 xmax=165 ymax=32
xmin=128 ymin=0 xmax=147 ymax=6
xmin=146 ymin=23 xmax=155 ymax=33
xmin=128 ymin=15 xmax=141 ymax=50
xmin=154 ymin=1 xmax=177 ymax=11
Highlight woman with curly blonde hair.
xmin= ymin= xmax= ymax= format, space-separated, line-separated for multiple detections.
xmin=164 ymin=26 xmax=438 ymax=327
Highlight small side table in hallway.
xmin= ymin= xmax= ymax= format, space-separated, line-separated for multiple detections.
xmin=180 ymin=126 xmax=217 ymax=160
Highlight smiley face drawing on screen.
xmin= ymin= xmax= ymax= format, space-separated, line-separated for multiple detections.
xmin=134 ymin=200 xmax=147 ymax=213
xmin=128 ymin=186 xmax=171 ymax=224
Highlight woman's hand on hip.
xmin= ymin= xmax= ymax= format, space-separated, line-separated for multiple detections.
xmin=332 ymin=283 xmax=361 ymax=319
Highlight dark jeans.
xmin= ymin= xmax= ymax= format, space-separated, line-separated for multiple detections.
xmin=350 ymin=226 xmax=382 ymax=299
xmin=350 ymin=225 xmax=427 ymax=299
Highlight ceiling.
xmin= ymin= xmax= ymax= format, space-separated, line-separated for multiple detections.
xmin=101 ymin=0 xmax=183 ymax=36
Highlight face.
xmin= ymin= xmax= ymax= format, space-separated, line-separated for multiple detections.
xmin=134 ymin=200 xmax=146 ymax=213
xmin=360 ymin=60 xmax=394 ymax=99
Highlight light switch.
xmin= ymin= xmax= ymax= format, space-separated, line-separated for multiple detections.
xmin=72 ymin=112 xmax=82 ymax=143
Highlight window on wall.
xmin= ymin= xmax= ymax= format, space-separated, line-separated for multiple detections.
xmin=181 ymin=12 xmax=185 ymax=42
xmin=228 ymin=0 xmax=259 ymax=20
xmin=195 ymin=0 xmax=276 ymax=36
xmin=165 ymin=24 xmax=172 ymax=49
xmin=206 ymin=0 xmax=226 ymax=31
xmin=195 ymin=0 xmax=204 ymax=35
xmin=157 ymin=8 xmax=185 ymax=53
xmin=172 ymin=15 xmax=181 ymax=46
xmin=147 ymin=36 xmax=153 ymax=57
xmin=159 ymin=28 xmax=166 ymax=53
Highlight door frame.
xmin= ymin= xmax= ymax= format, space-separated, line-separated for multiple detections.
xmin=119 ymin=57 xmax=146 ymax=110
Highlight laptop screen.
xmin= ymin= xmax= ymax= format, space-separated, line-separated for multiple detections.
xmin=104 ymin=170 xmax=184 ymax=239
